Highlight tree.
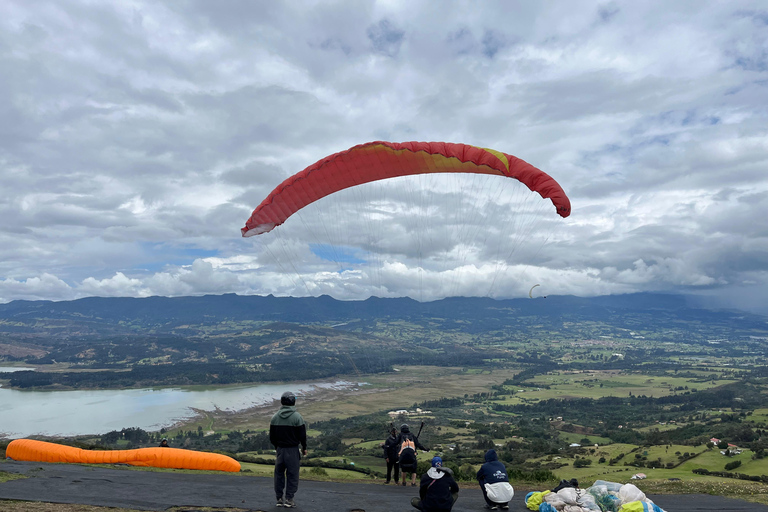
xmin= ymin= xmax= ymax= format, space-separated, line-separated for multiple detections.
xmin=100 ymin=431 xmax=120 ymax=445
xmin=573 ymin=458 xmax=592 ymax=468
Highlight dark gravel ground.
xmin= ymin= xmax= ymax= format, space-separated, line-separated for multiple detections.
xmin=1 ymin=461 xmax=766 ymax=512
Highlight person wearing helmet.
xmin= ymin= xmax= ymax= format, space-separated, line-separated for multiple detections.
xmin=158 ymin=438 xmax=169 ymax=448
xmin=398 ymin=423 xmax=428 ymax=487
xmin=270 ymin=391 xmax=307 ymax=508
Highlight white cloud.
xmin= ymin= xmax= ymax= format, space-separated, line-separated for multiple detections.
xmin=80 ymin=272 xmax=146 ymax=298
xmin=0 ymin=1 xmax=766 ymax=313
xmin=0 ymin=274 xmax=74 ymax=302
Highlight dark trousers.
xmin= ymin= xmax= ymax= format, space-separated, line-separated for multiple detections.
xmin=385 ymin=459 xmax=400 ymax=483
xmin=274 ymin=446 xmax=301 ymax=500
xmin=480 ymin=483 xmax=508 ymax=507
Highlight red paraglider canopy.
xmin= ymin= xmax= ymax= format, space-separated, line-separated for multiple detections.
xmin=242 ymin=141 xmax=570 ymax=237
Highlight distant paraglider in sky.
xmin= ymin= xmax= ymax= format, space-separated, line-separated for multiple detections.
xmin=529 ymin=284 xmax=547 ymax=299
xmin=242 ymin=141 xmax=571 ymax=300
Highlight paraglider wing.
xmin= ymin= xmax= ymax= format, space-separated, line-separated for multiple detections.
xmin=241 ymin=141 xmax=571 ymax=237
xmin=6 ymin=439 xmax=241 ymax=472
xmin=529 ymin=284 xmax=540 ymax=299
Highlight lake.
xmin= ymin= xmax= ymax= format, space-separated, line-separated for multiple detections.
xmin=0 ymin=366 xmax=36 ymax=373
xmin=0 ymin=371 xmax=356 ymax=439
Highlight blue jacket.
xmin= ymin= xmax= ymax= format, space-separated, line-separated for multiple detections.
xmin=476 ymin=450 xmax=508 ymax=484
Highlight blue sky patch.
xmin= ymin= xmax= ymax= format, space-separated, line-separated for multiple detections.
xmin=310 ymin=244 xmax=366 ymax=266
xmin=133 ymin=243 xmax=219 ymax=273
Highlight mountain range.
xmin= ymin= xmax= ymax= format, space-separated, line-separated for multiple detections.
xmin=1 ymin=292 xmax=766 ymax=339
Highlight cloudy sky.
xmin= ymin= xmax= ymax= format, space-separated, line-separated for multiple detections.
xmin=1 ymin=1 xmax=767 ymax=313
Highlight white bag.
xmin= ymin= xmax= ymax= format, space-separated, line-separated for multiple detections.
xmin=485 ymin=482 xmax=515 ymax=503
xmin=544 ymin=493 xmax=567 ymax=509
xmin=557 ymin=487 xmax=580 ymax=505
xmin=576 ymin=492 xmax=602 ymax=512
xmin=618 ymin=483 xmax=646 ymax=504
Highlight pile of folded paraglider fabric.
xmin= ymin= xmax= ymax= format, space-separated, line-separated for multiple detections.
xmin=6 ymin=439 xmax=241 ymax=472
xmin=524 ymin=480 xmax=666 ymax=512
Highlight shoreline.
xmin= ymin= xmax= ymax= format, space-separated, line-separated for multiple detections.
xmin=2 ymin=367 xmax=506 ymax=438
xmin=168 ymin=379 xmax=369 ymax=432
xmin=0 ymin=378 xmax=364 ymax=440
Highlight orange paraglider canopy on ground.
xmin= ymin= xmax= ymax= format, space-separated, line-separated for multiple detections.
xmin=6 ymin=439 xmax=240 ymax=472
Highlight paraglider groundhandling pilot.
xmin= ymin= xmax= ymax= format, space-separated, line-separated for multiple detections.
xmin=270 ymin=391 xmax=307 ymax=509
xmin=398 ymin=423 xmax=428 ymax=487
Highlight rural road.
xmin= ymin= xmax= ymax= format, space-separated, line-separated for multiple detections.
xmin=1 ymin=461 xmax=766 ymax=512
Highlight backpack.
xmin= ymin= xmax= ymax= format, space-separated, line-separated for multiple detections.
xmin=398 ymin=438 xmax=416 ymax=463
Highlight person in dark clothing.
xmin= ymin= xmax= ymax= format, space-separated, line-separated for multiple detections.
xmin=397 ymin=424 xmax=428 ymax=486
xmin=381 ymin=427 xmax=400 ymax=484
xmin=411 ymin=456 xmax=459 ymax=512
xmin=476 ymin=449 xmax=514 ymax=510
xmin=270 ymin=391 xmax=307 ymax=509
xmin=158 ymin=438 xmax=169 ymax=448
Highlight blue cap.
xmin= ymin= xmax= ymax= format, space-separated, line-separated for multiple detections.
xmin=431 ymin=456 xmax=442 ymax=467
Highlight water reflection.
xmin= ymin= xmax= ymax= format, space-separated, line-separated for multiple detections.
xmin=0 ymin=380 xmax=356 ymax=439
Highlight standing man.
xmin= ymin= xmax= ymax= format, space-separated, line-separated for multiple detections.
xmin=381 ymin=426 xmax=400 ymax=484
xmin=270 ymin=391 xmax=307 ymax=509
xmin=398 ymin=423 xmax=428 ymax=487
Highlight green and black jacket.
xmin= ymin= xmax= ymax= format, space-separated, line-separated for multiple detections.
xmin=269 ymin=406 xmax=307 ymax=450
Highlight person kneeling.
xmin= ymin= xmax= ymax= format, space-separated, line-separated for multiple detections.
xmin=411 ymin=456 xmax=458 ymax=512
xmin=476 ymin=449 xmax=514 ymax=510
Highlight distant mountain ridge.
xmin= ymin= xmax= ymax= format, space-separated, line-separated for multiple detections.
xmin=1 ymin=292 xmax=766 ymax=334
xmin=2 ymin=293 xmax=767 ymax=390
